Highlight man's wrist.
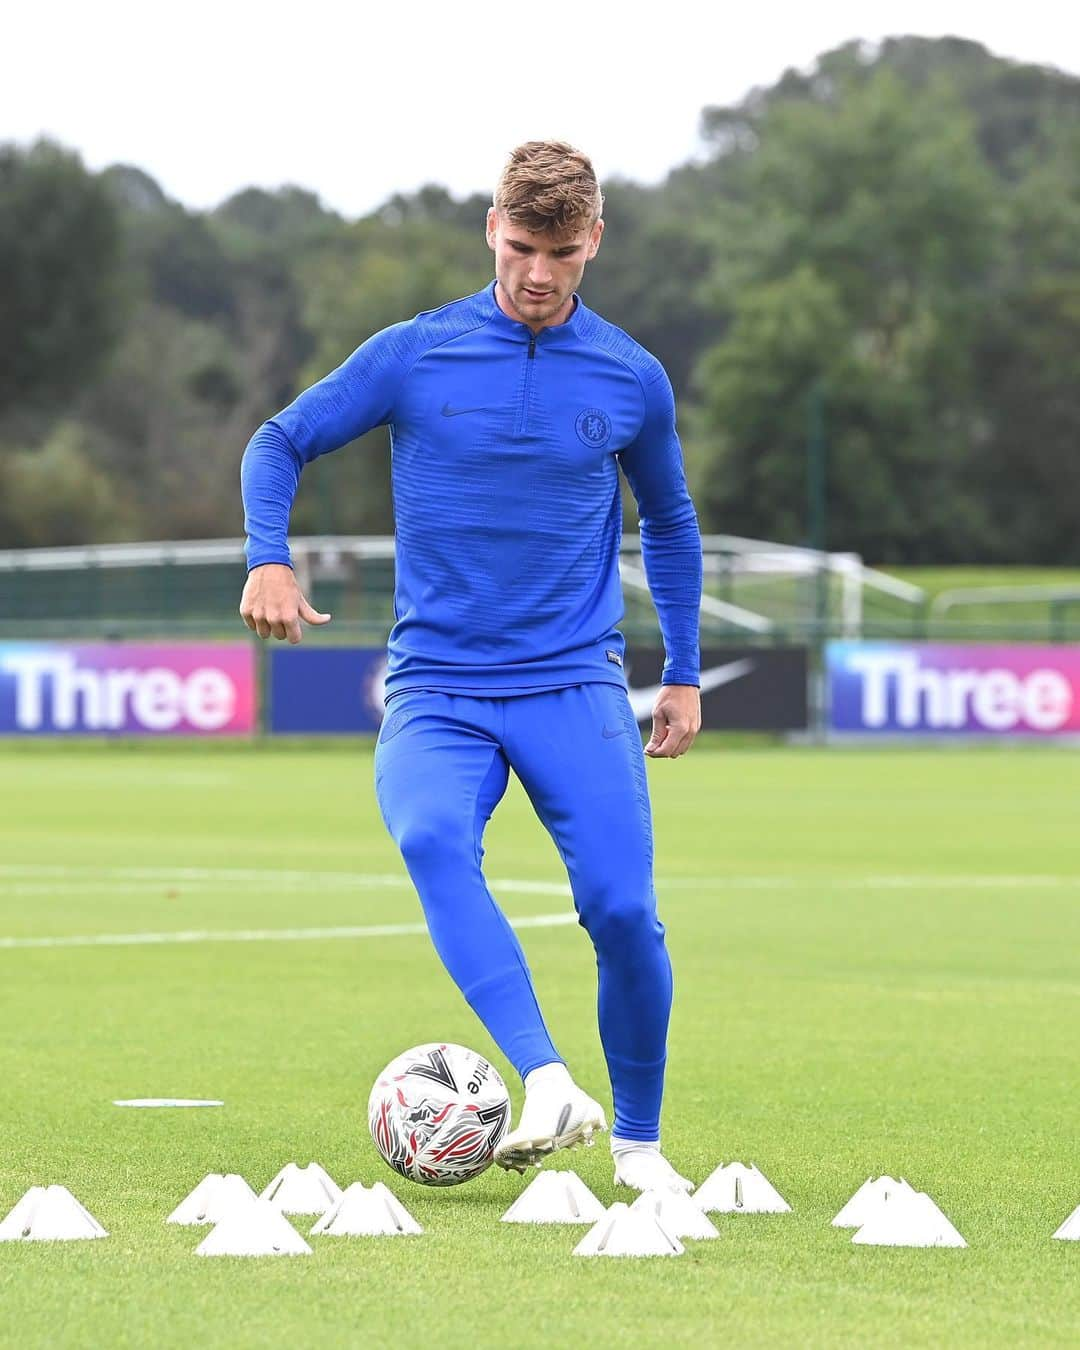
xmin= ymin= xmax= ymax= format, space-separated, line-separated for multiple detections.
xmin=246 ymin=557 xmax=293 ymax=574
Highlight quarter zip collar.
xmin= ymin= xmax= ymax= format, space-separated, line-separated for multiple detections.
xmin=485 ymin=280 xmax=585 ymax=345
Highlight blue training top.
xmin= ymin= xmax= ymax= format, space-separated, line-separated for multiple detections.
xmin=241 ymin=281 xmax=702 ymax=699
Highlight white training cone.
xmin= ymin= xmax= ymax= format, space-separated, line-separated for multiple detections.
xmin=167 ymin=1173 xmax=258 ymax=1225
xmin=195 ymin=1198 xmax=312 ymax=1256
xmin=693 ymin=1162 xmax=791 ymax=1214
xmin=852 ymin=1189 xmax=967 ymax=1248
xmin=0 ymin=1188 xmax=47 ymax=1241
xmin=0 ymin=1186 xmax=107 ymax=1242
xmin=501 ymin=1170 xmax=607 ymax=1225
xmin=259 ymin=1162 xmax=342 ymax=1215
xmin=631 ymin=1188 xmax=720 ymax=1240
xmin=573 ymin=1202 xmax=684 ymax=1258
xmin=1051 ymin=1203 xmax=1080 ymax=1241
xmin=371 ymin=1183 xmax=422 ymax=1233
xmin=832 ymin=1176 xmax=915 ymax=1228
xmin=311 ymin=1182 xmax=422 ymax=1237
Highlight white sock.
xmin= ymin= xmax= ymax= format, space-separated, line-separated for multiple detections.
xmin=610 ymin=1135 xmax=661 ymax=1156
xmin=523 ymin=1062 xmax=573 ymax=1094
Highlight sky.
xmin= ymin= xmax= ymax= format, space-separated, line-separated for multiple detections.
xmin=4 ymin=0 xmax=1079 ymax=218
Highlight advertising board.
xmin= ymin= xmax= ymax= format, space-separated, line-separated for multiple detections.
xmin=269 ymin=648 xmax=386 ymax=733
xmin=624 ymin=646 xmax=808 ymax=731
xmin=827 ymin=642 xmax=1080 ymax=737
xmin=268 ymin=645 xmax=808 ymax=734
xmin=0 ymin=643 xmax=256 ymax=736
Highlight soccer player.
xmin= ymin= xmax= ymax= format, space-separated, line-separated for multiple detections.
xmin=240 ymin=141 xmax=703 ymax=1193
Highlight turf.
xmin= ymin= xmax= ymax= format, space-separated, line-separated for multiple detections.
xmin=0 ymin=744 xmax=1077 ymax=1348
xmin=883 ymin=566 xmax=1080 ymax=599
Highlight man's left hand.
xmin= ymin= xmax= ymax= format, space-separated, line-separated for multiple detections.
xmin=644 ymin=684 xmax=702 ymax=759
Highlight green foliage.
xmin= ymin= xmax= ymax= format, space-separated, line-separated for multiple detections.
xmin=688 ymin=43 xmax=1080 ymax=562
xmin=215 ymin=184 xmax=342 ymax=243
xmin=0 ymin=422 xmax=135 ymax=546
xmin=0 ymin=140 xmax=125 ymax=415
xmin=968 ymin=122 xmax=1080 ymax=562
xmin=587 ymin=178 xmax=717 ymax=393
xmin=128 ymin=205 xmax=237 ymax=322
xmin=3 ymin=36 xmax=1080 ymax=561
xmin=78 ymin=302 xmax=256 ymax=540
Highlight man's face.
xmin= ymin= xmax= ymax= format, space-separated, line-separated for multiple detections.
xmin=486 ymin=208 xmax=603 ymax=329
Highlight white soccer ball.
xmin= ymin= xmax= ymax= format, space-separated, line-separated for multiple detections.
xmin=368 ymin=1042 xmax=511 ymax=1187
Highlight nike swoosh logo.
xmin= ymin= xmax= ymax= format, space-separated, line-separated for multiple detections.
xmin=627 ymin=657 xmax=756 ymax=722
xmin=441 ymin=402 xmax=488 ymax=417
xmin=601 ymin=725 xmax=626 ymax=739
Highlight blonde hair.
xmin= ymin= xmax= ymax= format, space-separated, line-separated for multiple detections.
xmin=493 ymin=141 xmax=603 ymax=235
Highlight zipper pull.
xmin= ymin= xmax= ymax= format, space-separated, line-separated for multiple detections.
xmin=527 ymin=335 xmax=536 ymax=358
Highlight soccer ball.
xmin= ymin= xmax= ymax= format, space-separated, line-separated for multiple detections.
xmin=368 ymin=1043 xmax=511 ymax=1186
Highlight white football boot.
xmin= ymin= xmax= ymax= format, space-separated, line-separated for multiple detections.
xmin=493 ymin=1064 xmax=607 ymax=1173
xmin=611 ymin=1140 xmax=694 ymax=1194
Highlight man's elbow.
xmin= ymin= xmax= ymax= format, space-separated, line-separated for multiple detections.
xmin=640 ymin=502 xmax=701 ymax=540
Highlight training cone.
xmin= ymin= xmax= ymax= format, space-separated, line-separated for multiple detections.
xmin=500 ymin=1170 xmax=606 ymax=1225
xmin=693 ymin=1162 xmax=791 ymax=1214
xmin=631 ymin=1188 xmax=719 ymax=1240
xmin=259 ymin=1162 xmax=342 ymax=1215
xmin=852 ymin=1189 xmax=967 ymax=1248
xmin=0 ymin=1188 xmax=47 ymax=1241
xmin=1052 ymin=1203 xmax=1080 ymax=1241
xmin=370 ymin=1183 xmax=423 ymax=1233
xmin=573 ymin=1202 xmax=684 ymax=1258
xmin=832 ymin=1176 xmax=915 ymax=1228
xmin=195 ymin=1198 xmax=312 ymax=1256
xmin=310 ymin=1182 xmax=422 ymax=1237
xmin=167 ymin=1173 xmax=258 ymax=1225
xmin=0 ymin=1185 xmax=107 ymax=1242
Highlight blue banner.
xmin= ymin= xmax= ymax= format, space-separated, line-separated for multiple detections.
xmin=268 ymin=644 xmax=807 ymax=734
xmin=269 ymin=648 xmax=386 ymax=732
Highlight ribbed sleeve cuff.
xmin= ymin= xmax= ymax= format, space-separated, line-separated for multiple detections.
xmin=244 ymin=550 xmax=294 ymax=572
xmin=662 ymin=667 xmax=701 ymax=687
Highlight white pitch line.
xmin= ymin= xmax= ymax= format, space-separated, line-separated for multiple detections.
xmin=846 ymin=875 xmax=1078 ymax=890
xmin=0 ymin=864 xmax=571 ymax=896
xmin=660 ymin=874 xmax=1080 ymax=890
xmin=0 ymin=912 xmax=578 ymax=951
xmin=3 ymin=864 xmax=1077 ymax=893
xmin=7 ymin=875 xmax=1074 ymax=897
xmin=3 ymin=883 xmax=229 ymax=897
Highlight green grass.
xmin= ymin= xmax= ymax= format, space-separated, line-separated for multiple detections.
xmin=883 ymin=567 xmax=1080 ymax=599
xmin=695 ymin=563 xmax=1080 ymax=642
xmin=1 ymin=745 xmax=1078 ymax=1348
xmin=880 ymin=567 xmax=1080 ymax=637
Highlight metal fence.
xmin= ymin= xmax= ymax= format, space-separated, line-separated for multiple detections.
xmin=2 ymin=535 xmax=1079 ymax=645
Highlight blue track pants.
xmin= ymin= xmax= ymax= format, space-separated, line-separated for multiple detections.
xmin=373 ymin=683 xmax=672 ymax=1141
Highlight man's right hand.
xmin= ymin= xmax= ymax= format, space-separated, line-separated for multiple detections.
xmin=239 ymin=563 xmax=332 ymax=644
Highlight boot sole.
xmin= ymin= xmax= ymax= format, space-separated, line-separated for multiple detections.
xmin=494 ymin=1110 xmax=606 ymax=1174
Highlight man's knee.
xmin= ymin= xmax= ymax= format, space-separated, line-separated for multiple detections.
xmin=394 ymin=808 xmax=473 ymax=873
xmin=576 ymin=879 xmax=663 ymax=953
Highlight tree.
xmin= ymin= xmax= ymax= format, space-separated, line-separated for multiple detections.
xmin=689 ymin=68 xmax=1005 ymax=560
xmin=216 ymin=185 xmax=340 ymax=241
xmin=0 ymin=422 xmax=135 ymax=547
xmin=0 ymin=140 xmax=124 ymax=415
xmin=972 ymin=123 xmax=1080 ymax=560
xmin=4 ymin=37 xmax=1080 ymax=560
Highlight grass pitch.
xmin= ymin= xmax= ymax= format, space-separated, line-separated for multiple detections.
xmin=0 ymin=742 xmax=1078 ymax=1348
